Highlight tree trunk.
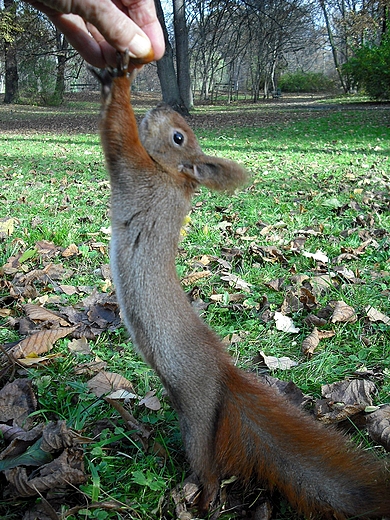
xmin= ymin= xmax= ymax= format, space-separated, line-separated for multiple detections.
xmin=173 ymin=0 xmax=193 ymax=109
xmin=319 ymin=0 xmax=348 ymax=93
xmin=154 ymin=0 xmax=189 ymax=115
xmin=3 ymin=0 xmax=19 ymax=104
xmin=54 ymin=31 xmax=68 ymax=103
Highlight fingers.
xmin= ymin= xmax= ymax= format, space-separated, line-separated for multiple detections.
xmin=27 ymin=0 xmax=165 ymax=67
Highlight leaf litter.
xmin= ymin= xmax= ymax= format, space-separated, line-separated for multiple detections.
xmin=1 ymin=103 xmax=389 ymax=518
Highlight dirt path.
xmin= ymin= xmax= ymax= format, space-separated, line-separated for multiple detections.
xmin=0 ymin=93 xmax=388 ymax=134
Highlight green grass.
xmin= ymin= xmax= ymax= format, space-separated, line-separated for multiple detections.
xmin=0 ymin=99 xmax=389 ymax=519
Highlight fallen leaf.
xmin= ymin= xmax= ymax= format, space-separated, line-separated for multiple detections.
xmin=365 ymin=305 xmax=390 ymax=325
xmin=35 ymin=240 xmax=60 ymax=258
xmin=314 ymin=400 xmax=366 ymax=424
xmin=220 ymin=272 xmax=252 ymax=292
xmin=24 ymin=303 xmax=70 ymax=327
xmin=299 ymin=286 xmax=318 ymax=310
xmin=87 ymin=371 xmax=135 ymax=398
xmin=59 ymin=284 xmax=78 ymax=295
xmin=258 ymin=350 xmax=298 ymax=370
xmin=309 ymin=275 xmax=334 ymax=295
xmin=61 ymin=243 xmax=79 ymax=258
xmin=302 ymin=250 xmax=329 ymax=263
xmin=139 ymin=390 xmax=161 ymax=411
xmin=280 ymin=292 xmax=302 ymax=314
xmin=0 ymin=217 xmax=17 ymax=238
xmin=365 ymin=405 xmax=390 ymax=450
xmin=181 ymin=270 xmax=211 ymax=286
xmin=318 ymin=330 xmax=335 ymax=339
xmin=74 ymin=360 xmax=108 ymax=376
xmin=0 ymin=379 xmax=37 ymax=428
xmin=301 ymin=327 xmax=320 ymax=357
xmin=304 ymin=314 xmax=328 ymax=328
xmin=17 ymin=353 xmax=62 ymax=366
xmin=9 ymin=326 xmax=77 ymax=359
xmin=106 ymin=389 xmax=138 ymax=400
xmin=5 ymin=447 xmax=85 ymax=497
xmin=322 ymin=379 xmax=375 ymax=406
xmin=274 ymin=312 xmax=300 ymax=333
xmin=265 ymin=277 xmax=285 ymax=292
xmin=209 ymin=293 xmax=246 ymax=303
xmin=330 ymin=301 xmax=357 ymax=323
xmin=249 ymin=244 xmax=288 ymax=265
xmin=67 ymin=336 xmax=91 ymax=355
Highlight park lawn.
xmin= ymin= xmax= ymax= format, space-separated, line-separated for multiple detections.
xmin=0 ymin=98 xmax=389 ymax=519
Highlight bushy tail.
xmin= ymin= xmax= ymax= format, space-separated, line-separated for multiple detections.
xmin=210 ymin=365 xmax=390 ymax=518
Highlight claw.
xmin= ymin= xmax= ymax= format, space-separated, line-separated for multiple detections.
xmin=117 ymin=49 xmax=130 ymax=76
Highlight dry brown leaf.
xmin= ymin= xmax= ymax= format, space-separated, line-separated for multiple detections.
xmin=365 ymin=305 xmax=390 ymax=325
xmin=24 ymin=303 xmax=70 ymax=327
xmin=73 ymin=360 xmax=108 ymax=376
xmin=5 ymin=447 xmax=85 ymax=497
xmin=0 ymin=379 xmax=37 ymax=428
xmin=249 ymin=244 xmax=288 ymax=265
xmin=315 ymin=400 xmax=366 ymax=424
xmin=309 ymin=275 xmax=334 ymax=295
xmin=1 ymin=255 xmax=22 ymax=275
xmin=299 ymin=286 xmax=318 ymax=310
xmin=322 ymin=379 xmax=375 ymax=407
xmin=139 ymin=390 xmax=161 ymax=411
xmin=302 ymin=327 xmax=320 ymax=357
xmin=280 ymin=291 xmax=302 ymax=314
xmin=304 ymin=314 xmax=327 ymax=328
xmin=61 ymin=243 xmax=79 ymax=258
xmin=330 ymin=300 xmax=357 ymax=323
xmin=181 ymin=270 xmax=211 ymax=286
xmin=365 ymin=405 xmax=390 ymax=451
xmin=17 ymin=263 xmax=72 ymax=286
xmin=220 ymin=272 xmax=252 ymax=292
xmin=35 ymin=240 xmax=59 ymax=258
xmin=67 ymin=336 xmax=91 ymax=355
xmin=289 ymin=236 xmax=307 ymax=252
xmin=17 ymin=353 xmax=62 ymax=366
xmin=87 ymin=371 xmax=135 ymax=398
xmin=171 ymin=473 xmax=202 ymax=518
xmin=258 ymin=350 xmax=298 ymax=370
xmin=317 ymin=330 xmax=335 ymax=339
xmin=9 ymin=326 xmax=77 ymax=359
xmin=59 ymin=284 xmax=78 ymax=295
xmin=265 ymin=277 xmax=285 ymax=292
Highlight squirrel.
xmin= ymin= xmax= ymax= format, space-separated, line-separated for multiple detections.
xmin=95 ymin=52 xmax=390 ymax=519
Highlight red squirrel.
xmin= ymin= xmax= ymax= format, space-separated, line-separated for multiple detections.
xmin=96 ymin=53 xmax=390 ymax=518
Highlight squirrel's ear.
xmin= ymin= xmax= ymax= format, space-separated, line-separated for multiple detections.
xmin=181 ymin=156 xmax=247 ymax=192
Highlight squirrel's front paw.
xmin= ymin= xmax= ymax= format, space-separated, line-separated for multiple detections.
xmin=116 ymin=50 xmax=130 ymax=76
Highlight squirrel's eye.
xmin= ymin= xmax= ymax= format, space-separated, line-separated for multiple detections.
xmin=173 ymin=131 xmax=185 ymax=146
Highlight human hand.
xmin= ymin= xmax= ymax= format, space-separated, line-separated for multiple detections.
xmin=25 ymin=0 xmax=165 ymax=68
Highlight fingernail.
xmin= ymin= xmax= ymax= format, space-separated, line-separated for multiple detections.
xmin=129 ymin=34 xmax=152 ymax=58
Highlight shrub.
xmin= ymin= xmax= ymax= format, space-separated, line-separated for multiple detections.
xmin=278 ymin=72 xmax=335 ymax=93
xmin=343 ymin=37 xmax=390 ymax=100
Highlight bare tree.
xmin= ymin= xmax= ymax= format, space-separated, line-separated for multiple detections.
xmin=155 ymin=0 xmax=189 ymax=114
xmin=173 ymin=0 xmax=193 ymax=108
xmin=2 ymin=0 xmax=20 ymax=103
